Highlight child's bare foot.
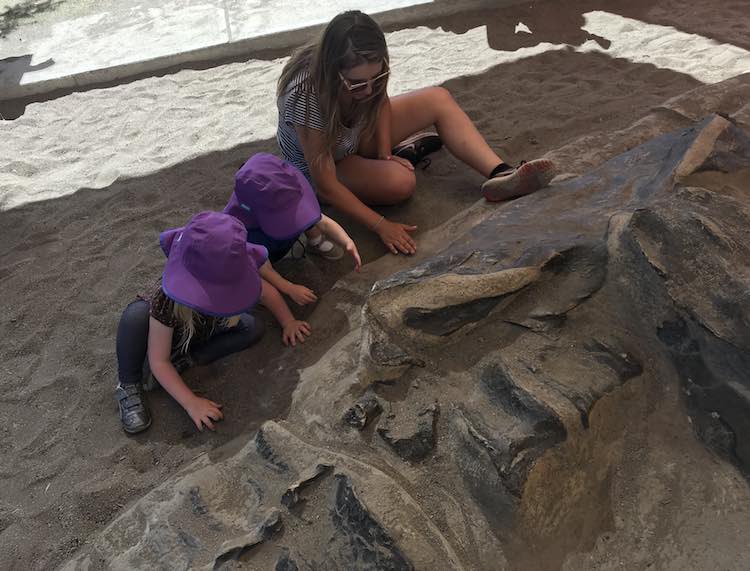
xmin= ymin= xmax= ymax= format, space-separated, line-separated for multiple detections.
xmin=481 ymin=158 xmax=557 ymax=202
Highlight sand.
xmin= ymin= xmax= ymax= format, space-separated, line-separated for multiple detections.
xmin=1 ymin=0 xmax=749 ymax=568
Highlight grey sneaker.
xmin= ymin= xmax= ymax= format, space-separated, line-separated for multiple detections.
xmin=115 ymin=383 xmax=151 ymax=434
xmin=481 ymin=158 xmax=557 ymax=202
xmin=306 ymin=236 xmax=344 ymax=260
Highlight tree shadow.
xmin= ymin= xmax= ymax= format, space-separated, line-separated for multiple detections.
xmin=384 ymin=0 xmax=612 ymax=52
xmin=400 ymin=0 xmax=750 ymax=54
xmin=0 ymin=0 xmax=63 ymax=38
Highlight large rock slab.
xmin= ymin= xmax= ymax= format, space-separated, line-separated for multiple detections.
xmin=66 ymin=113 xmax=750 ymax=569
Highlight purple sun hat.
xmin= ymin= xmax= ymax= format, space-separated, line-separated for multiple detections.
xmin=158 ymin=212 xmax=268 ymax=317
xmin=224 ymin=153 xmax=321 ymax=240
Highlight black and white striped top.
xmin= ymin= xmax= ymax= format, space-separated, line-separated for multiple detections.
xmin=276 ymin=70 xmax=363 ymax=183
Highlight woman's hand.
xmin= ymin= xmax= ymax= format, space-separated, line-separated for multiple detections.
xmin=286 ymin=283 xmax=318 ymax=306
xmin=282 ymin=319 xmax=312 ymax=347
xmin=186 ymin=397 xmax=223 ymax=431
xmin=385 ymin=155 xmax=415 ymax=171
xmin=376 ymin=219 xmax=417 ymax=255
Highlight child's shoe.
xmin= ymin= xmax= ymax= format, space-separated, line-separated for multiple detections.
xmin=481 ymin=159 xmax=557 ymax=202
xmin=306 ymin=234 xmax=344 ymax=260
xmin=115 ymin=383 xmax=151 ymax=434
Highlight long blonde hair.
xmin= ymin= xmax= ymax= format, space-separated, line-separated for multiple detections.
xmin=277 ymin=10 xmax=389 ymax=164
xmin=172 ymin=303 xmax=240 ymax=353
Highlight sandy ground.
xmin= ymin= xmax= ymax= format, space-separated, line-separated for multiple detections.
xmin=1 ymin=0 xmax=749 ymax=569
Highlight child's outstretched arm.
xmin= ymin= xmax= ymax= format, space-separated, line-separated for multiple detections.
xmin=147 ymin=317 xmax=223 ymax=431
xmin=258 ymin=261 xmax=317 ymax=306
xmin=316 ymin=215 xmax=362 ymax=271
xmin=259 ymin=278 xmax=311 ymax=347
xmin=296 ymin=124 xmax=417 ymax=256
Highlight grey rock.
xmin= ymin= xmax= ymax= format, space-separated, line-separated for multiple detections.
xmin=281 ymin=463 xmax=333 ymax=509
xmin=343 ymin=389 xmax=383 ymax=430
xmin=377 ymin=400 xmax=439 ymax=461
xmin=211 ymin=509 xmax=282 ymax=569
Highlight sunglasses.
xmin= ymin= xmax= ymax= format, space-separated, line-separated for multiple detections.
xmin=338 ymin=69 xmax=390 ymax=93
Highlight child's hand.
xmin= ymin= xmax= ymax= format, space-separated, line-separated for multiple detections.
xmin=186 ymin=397 xmax=223 ymax=431
xmin=346 ymin=240 xmax=362 ymax=271
xmin=286 ymin=283 xmax=318 ymax=306
xmin=282 ymin=319 xmax=311 ymax=347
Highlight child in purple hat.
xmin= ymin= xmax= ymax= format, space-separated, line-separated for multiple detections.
xmin=225 ymin=153 xmax=361 ymax=271
xmin=114 ymin=211 xmax=312 ymax=434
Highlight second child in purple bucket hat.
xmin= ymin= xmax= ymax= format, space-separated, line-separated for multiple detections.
xmin=113 ymin=212 xmax=312 ymax=435
xmin=225 ymin=153 xmax=362 ymax=272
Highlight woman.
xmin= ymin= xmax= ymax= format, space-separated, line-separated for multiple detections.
xmin=276 ymin=10 xmax=556 ymax=255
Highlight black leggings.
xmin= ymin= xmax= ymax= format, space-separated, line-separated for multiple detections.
xmin=115 ymin=299 xmax=264 ymax=385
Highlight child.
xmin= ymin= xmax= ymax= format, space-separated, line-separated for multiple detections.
xmin=276 ymin=10 xmax=557 ymax=256
xmin=224 ymin=153 xmax=362 ymax=298
xmin=114 ymin=211 xmax=310 ymax=434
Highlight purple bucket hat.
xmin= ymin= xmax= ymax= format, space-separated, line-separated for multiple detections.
xmin=159 ymin=212 xmax=268 ymax=317
xmin=224 ymin=153 xmax=321 ymax=240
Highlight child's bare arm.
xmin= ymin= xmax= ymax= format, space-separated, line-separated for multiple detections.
xmin=317 ymin=215 xmax=362 ymax=271
xmin=295 ymin=124 xmax=416 ymax=255
xmin=147 ymin=317 xmax=223 ymax=431
xmin=259 ymin=278 xmax=311 ymax=347
xmin=258 ymin=261 xmax=317 ymax=305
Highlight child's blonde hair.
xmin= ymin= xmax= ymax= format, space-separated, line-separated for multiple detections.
xmin=277 ymin=10 xmax=389 ymax=165
xmin=172 ymin=303 xmax=240 ymax=353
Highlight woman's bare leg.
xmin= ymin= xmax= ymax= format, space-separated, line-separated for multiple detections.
xmin=359 ymin=86 xmax=504 ymax=178
xmin=335 ymin=154 xmax=417 ymax=205
xmin=336 ymin=86 xmax=507 ymax=204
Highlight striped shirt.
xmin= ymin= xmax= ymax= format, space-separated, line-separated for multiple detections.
xmin=276 ymin=70 xmax=363 ymax=182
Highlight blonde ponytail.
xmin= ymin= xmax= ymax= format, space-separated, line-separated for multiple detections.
xmin=172 ymin=303 xmax=241 ymax=353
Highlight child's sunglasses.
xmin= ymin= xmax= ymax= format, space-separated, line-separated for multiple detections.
xmin=338 ymin=69 xmax=390 ymax=93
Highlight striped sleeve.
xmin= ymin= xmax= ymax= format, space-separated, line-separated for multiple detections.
xmin=283 ymin=85 xmax=325 ymax=131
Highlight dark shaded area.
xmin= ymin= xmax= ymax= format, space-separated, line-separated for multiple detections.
xmin=0 ymin=54 xmax=54 ymax=119
xmin=584 ymin=340 xmax=643 ymax=383
xmin=275 ymin=549 xmax=300 ymax=571
xmin=326 ymin=474 xmax=413 ymax=571
xmin=255 ymin=430 xmax=291 ymax=474
xmin=481 ymin=364 xmax=562 ymax=432
xmin=451 ymin=408 xmax=521 ymax=530
xmin=475 ymin=365 xmax=567 ymax=494
xmin=403 ymin=293 xmax=509 ymax=336
xmin=658 ymin=316 xmax=750 ymax=475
